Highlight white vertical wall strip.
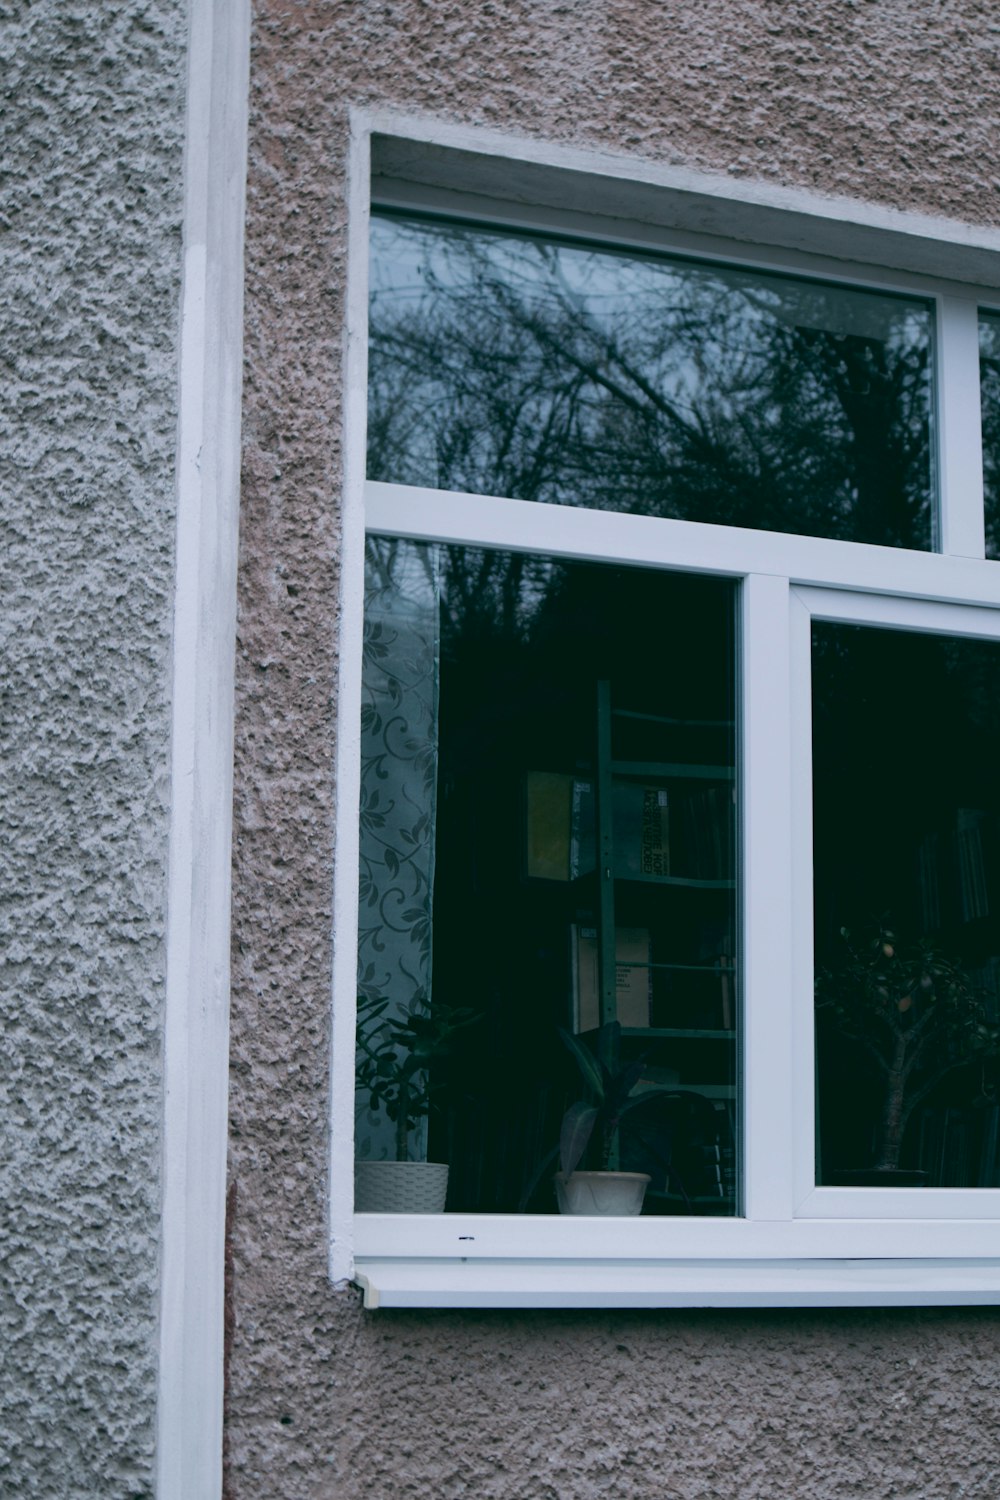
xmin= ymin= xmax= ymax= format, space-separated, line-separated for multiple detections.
xmin=327 ymin=117 xmax=373 ymax=1286
xmin=741 ymin=573 xmax=797 ymax=1221
xmin=157 ymin=1 xmax=250 ymax=1496
xmin=937 ymin=294 xmax=986 ymax=558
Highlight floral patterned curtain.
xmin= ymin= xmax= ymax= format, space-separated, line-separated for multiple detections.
xmin=355 ymin=538 xmax=440 ymax=1160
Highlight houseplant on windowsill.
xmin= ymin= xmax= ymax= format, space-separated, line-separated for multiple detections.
xmin=355 ymin=992 xmax=480 ymax=1212
xmin=815 ymin=921 xmax=1000 ymax=1186
xmin=554 ymin=1021 xmax=677 ymax=1216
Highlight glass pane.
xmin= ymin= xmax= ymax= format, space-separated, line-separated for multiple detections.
xmin=979 ymin=310 xmax=1000 ymax=560
xmin=356 ymin=540 xmax=741 ymax=1216
xmin=813 ymin=623 xmax=1000 ymax=1187
xmin=369 ymin=213 xmax=936 ymax=549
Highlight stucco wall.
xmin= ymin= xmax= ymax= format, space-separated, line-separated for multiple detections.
xmin=229 ymin=2 xmax=1000 ymax=1496
xmin=1 ymin=3 xmax=187 ymax=1494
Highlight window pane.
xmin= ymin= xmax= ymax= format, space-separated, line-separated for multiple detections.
xmin=369 ymin=213 xmax=935 ymax=549
xmin=813 ymin=623 xmax=1000 ymax=1187
xmin=357 ymin=540 xmax=741 ymax=1216
xmin=979 ymin=310 xmax=1000 ymax=560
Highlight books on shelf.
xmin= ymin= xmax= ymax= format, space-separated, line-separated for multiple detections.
xmin=917 ymin=1101 xmax=1000 ymax=1188
xmin=957 ymin=809 xmax=990 ymax=922
xmin=638 ymin=786 xmax=671 ymax=879
xmin=671 ymin=784 xmax=734 ymax=881
xmin=526 ymin=773 xmax=669 ymax=883
xmin=718 ymin=960 xmax=734 ymax=1031
xmin=571 ymin=924 xmax=651 ymax=1031
xmin=569 ymin=778 xmax=593 ymax=880
xmin=657 ymin=922 xmax=737 ymax=1032
xmin=968 ymin=956 xmax=1000 ymax=1026
xmin=665 ymin=1105 xmax=728 ymax=1202
xmin=526 ymin=766 xmax=732 ymax=885
xmin=917 ymin=807 xmax=999 ymax=931
xmin=711 ymin=931 xmax=736 ymax=1031
xmin=569 ymin=780 xmax=670 ymax=881
xmin=524 ymin=770 xmax=574 ymax=881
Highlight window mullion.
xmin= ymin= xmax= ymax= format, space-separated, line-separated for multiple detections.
xmin=741 ymin=573 xmax=796 ymax=1221
xmin=937 ymin=294 xmax=985 ymax=559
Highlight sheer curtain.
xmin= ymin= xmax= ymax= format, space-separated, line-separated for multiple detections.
xmin=356 ymin=539 xmax=440 ymax=1161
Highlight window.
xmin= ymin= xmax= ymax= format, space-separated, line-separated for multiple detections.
xmin=813 ymin=619 xmax=1000 ymax=1190
xmin=367 ymin=213 xmax=936 ymax=548
xmin=357 ymin=538 xmax=741 ymax=1217
xmin=335 ymin=126 xmax=1000 ymax=1307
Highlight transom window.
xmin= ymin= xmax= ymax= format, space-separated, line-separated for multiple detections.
xmin=337 ymin=162 xmax=1000 ymax=1308
xmin=368 ymin=213 xmax=936 ymax=548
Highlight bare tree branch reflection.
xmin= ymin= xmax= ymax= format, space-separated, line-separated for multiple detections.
xmin=368 ymin=216 xmax=933 ymax=550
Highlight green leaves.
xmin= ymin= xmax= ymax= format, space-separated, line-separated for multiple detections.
xmin=817 ymin=921 xmax=990 ymax=1051
xmin=559 ymin=1100 xmax=600 ymax=1178
xmin=557 ymin=1021 xmax=678 ymax=1175
xmin=356 ymin=991 xmax=481 ymax=1161
xmin=559 ymin=1027 xmax=604 ymax=1101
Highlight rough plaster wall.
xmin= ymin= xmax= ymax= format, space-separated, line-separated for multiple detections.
xmin=229 ymin=2 xmax=1000 ymax=1495
xmin=1 ymin=2 xmax=186 ymax=1494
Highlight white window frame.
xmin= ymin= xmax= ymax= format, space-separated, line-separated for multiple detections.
xmin=791 ymin=588 xmax=1000 ymax=1223
xmin=333 ymin=112 xmax=1000 ymax=1309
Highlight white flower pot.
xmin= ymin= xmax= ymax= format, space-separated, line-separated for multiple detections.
xmin=355 ymin=1159 xmax=449 ymax=1213
xmin=554 ymin=1170 xmax=651 ymax=1216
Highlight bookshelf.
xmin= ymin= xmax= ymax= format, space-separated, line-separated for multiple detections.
xmin=568 ymin=679 xmax=739 ymax=1208
xmin=578 ymin=680 xmax=736 ymax=1028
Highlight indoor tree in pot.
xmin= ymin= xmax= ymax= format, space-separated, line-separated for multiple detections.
xmin=815 ymin=921 xmax=1000 ymax=1186
xmin=355 ymin=992 xmax=479 ymax=1212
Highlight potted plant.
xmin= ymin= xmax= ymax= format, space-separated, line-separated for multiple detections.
xmin=355 ymin=991 xmax=480 ymax=1212
xmin=554 ymin=1021 xmax=691 ymax=1216
xmin=815 ymin=921 xmax=1000 ymax=1185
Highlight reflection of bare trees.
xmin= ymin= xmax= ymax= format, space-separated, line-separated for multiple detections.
xmin=366 ymin=535 xmax=560 ymax=648
xmin=368 ymin=216 xmax=933 ymax=549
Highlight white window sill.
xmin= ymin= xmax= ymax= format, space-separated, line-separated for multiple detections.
xmin=351 ymin=1214 xmax=1000 ymax=1308
xmin=353 ymin=1255 xmax=1000 ymax=1310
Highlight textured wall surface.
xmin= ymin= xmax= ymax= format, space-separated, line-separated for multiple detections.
xmin=1 ymin=2 xmax=186 ymax=1494
xmin=229 ymin=2 xmax=1000 ymax=1496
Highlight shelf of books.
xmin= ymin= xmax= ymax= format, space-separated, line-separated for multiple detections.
xmin=522 ymin=678 xmax=740 ymax=1215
